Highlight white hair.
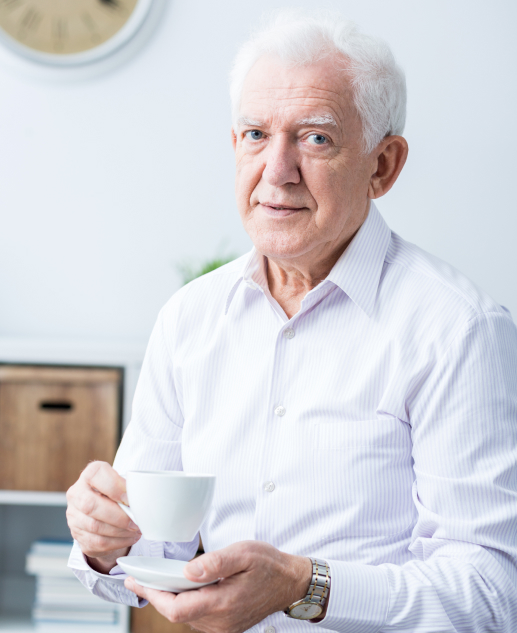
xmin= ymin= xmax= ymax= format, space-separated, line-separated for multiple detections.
xmin=229 ymin=10 xmax=407 ymax=154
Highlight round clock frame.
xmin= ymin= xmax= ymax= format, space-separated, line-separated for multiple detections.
xmin=0 ymin=0 xmax=163 ymax=78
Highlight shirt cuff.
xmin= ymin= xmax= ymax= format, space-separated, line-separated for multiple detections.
xmin=68 ymin=538 xmax=165 ymax=608
xmin=314 ymin=560 xmax=389 ymax=633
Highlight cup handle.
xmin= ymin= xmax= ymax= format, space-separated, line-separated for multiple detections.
xmin=118 ymin=502 xmax=137 ymax=525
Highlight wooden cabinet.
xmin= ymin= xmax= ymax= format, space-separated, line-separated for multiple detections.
xmin=0 ymin=365 xmax=121 ymax=492
xmin=132 ymin=605 xmax=193 ymax=633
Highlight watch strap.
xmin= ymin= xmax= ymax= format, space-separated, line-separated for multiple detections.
xmin=284 ymin=557 xmax=330 ymax=619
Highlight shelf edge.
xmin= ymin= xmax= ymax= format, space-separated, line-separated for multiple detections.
xmin=0 ymin=491 xmax=67 ymax=506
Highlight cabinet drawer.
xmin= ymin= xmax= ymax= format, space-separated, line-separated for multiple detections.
xmin=0 ymin=365 xmax=121 ymax=492
xmin=132 ymin=605 xmax=193 ymax=633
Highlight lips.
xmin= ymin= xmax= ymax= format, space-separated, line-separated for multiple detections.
xmin=259 ymin=202 xmax=306 ymax=217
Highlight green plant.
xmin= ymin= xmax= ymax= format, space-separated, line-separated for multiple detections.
xmin=178 ymin=254 xmax=237 ymax=286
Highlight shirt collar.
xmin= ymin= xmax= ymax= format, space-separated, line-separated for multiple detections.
xmin=325 ymin=201 xmax=391 ymax=317
xmin=225 ymin=201 xmax=391 ymax=318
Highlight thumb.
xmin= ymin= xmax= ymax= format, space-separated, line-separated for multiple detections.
xmin=184 ymin=544 xmax=246 ymax=582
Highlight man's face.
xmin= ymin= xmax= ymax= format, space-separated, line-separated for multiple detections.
xmin=232 ymin=54 xmax=375 ymax=263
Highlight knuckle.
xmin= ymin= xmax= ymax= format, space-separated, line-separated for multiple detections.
xmin=81 ymin=461 xmax=101 ymax=479
xmin=208 ymin=550 xmax=223 ymax=572
xmin=65 ymin=483 xmax=76 ymax=502
xmin=165 ymin=606 xmax=179 ymax=623
xmin=79 ymin=494 xmax=97 ymax=517
xmin=90 ymin=533 xmax=108 ymax=552
xmin=87 ymin=516 xmax=101 ymax=535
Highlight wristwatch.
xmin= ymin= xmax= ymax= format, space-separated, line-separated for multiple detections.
xmin=284 ymin=558 xmax=330 ymax=620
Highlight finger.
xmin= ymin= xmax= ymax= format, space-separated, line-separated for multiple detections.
xmin=67 ymin=504 xmax=140 ymax=538
xmin=73 ymin=527 xmax=140 ymax=558
xmin=69 ymin=485 xmax=139 ymax=533
xmin=184 ymin=542 xmax=251 ymax=582
xmin=81 ymin=461 xmax=128 ymax=505
xmin=125 ymin=577 xmax=216 ymax=624
xmin=125 ymin=578 xmax=182 ymax=617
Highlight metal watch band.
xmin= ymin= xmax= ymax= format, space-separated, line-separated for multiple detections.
xmin=284 ymin=557 xmax=330 ymax=618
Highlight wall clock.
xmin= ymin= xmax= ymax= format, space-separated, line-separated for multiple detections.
xmin=0 ymin=0 xmax=157 ymax=67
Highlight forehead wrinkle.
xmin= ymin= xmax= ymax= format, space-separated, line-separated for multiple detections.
xmin=241 ymin=88 xmax=353 ymax=124
xmin=241 ymin=99 xmax=348 ymax=132
xmin=244 ymin=84 xmax=350 ymax=102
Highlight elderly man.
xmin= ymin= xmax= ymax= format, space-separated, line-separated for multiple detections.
xmin=67 ymin=11 xmax=517 ymax=633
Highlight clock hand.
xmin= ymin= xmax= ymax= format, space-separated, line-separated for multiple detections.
xmin=99 ymin=0 xmax=120 ymax=8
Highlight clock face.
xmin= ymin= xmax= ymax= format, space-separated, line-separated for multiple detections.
xmin=0 ymin=0 xmax=140 ymax=56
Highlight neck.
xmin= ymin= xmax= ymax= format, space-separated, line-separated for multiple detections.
xmin=265 ymin=234 xmax=352 ymax=319
xmin=264 ymin=201 xmax=371 ymax=319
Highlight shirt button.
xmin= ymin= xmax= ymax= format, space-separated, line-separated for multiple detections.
xmin=265 ymin=627 xmax=276 ymax=633
xmin=264 ymin=481 xmax=275 ymax=492
xmin=274 ymin=405 xmax=286 ymax=417
xmin=283 ymin=328 xmax=295 ymax=339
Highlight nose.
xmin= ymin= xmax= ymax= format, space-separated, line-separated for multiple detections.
xmin=262 ymin=135 xmax=301 ymax=186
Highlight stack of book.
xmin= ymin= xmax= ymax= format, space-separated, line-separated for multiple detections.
xmin=26 ymin=539 xmax=128 ymax=633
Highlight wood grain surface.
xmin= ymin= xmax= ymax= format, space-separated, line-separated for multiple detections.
xmin=132 ymin=605 xmax=194 ymax=633
xmin=0 ymin=365 xmax=121 ymax=491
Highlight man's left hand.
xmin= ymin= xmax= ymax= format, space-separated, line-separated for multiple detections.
xmin=124 ymin=541 xmax=312 ymax=633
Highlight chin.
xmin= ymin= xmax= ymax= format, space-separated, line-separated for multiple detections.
xmin=252 ymin=231 xmax=311 ymax=260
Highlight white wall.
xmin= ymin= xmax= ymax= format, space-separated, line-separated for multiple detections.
xmin=0 ymin=0 xmax=515 ymax=342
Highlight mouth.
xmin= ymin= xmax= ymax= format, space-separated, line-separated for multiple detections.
xmin=259 ymin=202 xmax=306 ymax=217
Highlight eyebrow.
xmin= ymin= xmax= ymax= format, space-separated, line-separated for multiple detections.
xmin=236 ymin=113 xmax=338 ymax=128
xmin=237 ymin=117 xmax=264 ymax=127
xmin=295 ymin=114 xmax=338 ymax=126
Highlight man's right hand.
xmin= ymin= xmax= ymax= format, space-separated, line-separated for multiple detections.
xmin=66 ymin=461 xmax=142 ymax=575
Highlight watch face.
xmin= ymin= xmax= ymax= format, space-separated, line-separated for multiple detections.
xmin=0 ymin=0 xmax=140 ymax=56
xmin=290 ymin=603 xmax=323 ymax=620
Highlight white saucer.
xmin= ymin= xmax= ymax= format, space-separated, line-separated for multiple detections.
xmin=116 ymin=556 xmax=217 ymax=592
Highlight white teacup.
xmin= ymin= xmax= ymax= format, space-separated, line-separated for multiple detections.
xmin=118 ymin=471 xmax=216 ymax=542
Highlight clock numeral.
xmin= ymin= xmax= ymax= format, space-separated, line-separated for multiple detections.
xmin=52 ymin=17 xmax=68 ymax=50
xmin=0 ymin=0 xmax=24 ymax=13
xmin=82 ymin=13 xmax=101 ymax=43
xmin=0 ymin=0 xmax=22 ymax=9
xmin=81 ymin=13 xmax=96 ymax=31
xmin=18 ymin=6 xmax=41 ymax=37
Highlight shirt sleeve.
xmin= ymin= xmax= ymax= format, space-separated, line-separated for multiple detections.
xmin=317 ymin=312 xmax=517 ymax=633
xmin=68 ymin=307 xmax=200 ymax=605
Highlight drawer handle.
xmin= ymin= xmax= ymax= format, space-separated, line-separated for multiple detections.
xmin=39 ymin=401 xmax=74 ymax=412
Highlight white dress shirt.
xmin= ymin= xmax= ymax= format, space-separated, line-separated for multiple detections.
xmin=69 ymin=202 xmax=517 ymax=633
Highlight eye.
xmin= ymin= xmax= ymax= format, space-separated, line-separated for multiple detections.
xmin=244 ymin=130 xmax=264 ymax=141
xmin=307 ymin=134 xmax=328 ymax=145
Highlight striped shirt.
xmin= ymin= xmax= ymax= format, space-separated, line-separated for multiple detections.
xmin=70 ymin=202 xmax=517 ymax=632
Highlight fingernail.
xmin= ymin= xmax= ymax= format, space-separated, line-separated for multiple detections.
xmin=121 ymin=493 xmax=129 ymax=505
xmin=185 ymin=561 xmax=203 ymax=577
xmin=129 ymin=520 xmax=139 ymax=531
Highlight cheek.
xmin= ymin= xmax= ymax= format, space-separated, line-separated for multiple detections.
xmin=235 ymin=154 xmax=263 ymax=207
xmin=305 ymin=157 xmax=363 ymax=206
xmin=302 ymin=163 xmax=348 ymax=211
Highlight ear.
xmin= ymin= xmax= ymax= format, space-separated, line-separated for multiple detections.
xmin=367 ymin=135 xmax=408 ymax=199
xmin=231 ymin=127 xmax=237 ymax=151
